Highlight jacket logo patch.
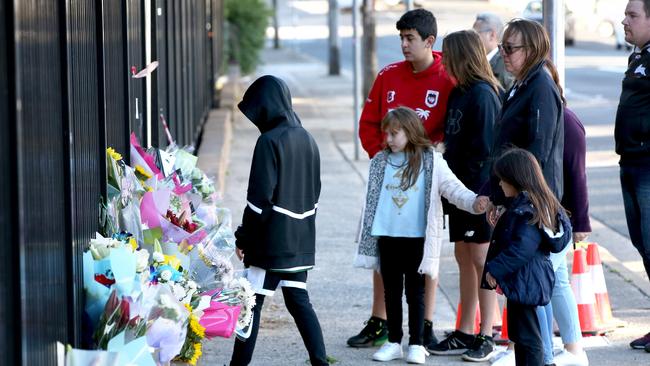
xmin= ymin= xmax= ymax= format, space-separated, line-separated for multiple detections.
xmin=425 ymin=90 xmax=439 ymax=108
xmin=415 ymin=108 xmax=430 ymax=120
xmin=635 ymin=64 xmax=646 ymax=76
xmin=387 ymin=90 xmax=395 ymax=103
xmin=445 ymin=109 xmax=462 ymax=135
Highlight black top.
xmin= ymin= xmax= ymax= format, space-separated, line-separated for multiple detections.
xmin=615 ymin=43 xmax=650 ymax=165
xmin=489 ymin=61 xmax=564 ymax=204
xmin=444 ymin=80 xmax=501 ymax=191
xmin=235 ymin=75 xmax=321 ymax=270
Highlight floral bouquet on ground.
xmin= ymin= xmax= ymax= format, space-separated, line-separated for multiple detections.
xmin=80 ymin=137 xmax=243 ymax=365
xmin=173 ymin=303 xmax=206 ymax=365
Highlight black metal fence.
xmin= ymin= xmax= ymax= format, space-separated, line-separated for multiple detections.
xmin=0 ymin=0 xmax=224 ymax=364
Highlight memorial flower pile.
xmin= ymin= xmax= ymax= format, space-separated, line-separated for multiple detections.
xmin=69 ymin=134 xmax=255 ymax=366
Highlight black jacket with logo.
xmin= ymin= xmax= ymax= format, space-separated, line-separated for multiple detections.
xmin=444 ymin=80 xmax=501 ymax=192
xmin=490 ymin=61 xmax=564 ymax=204
xmin=615 ymin=44 xmax=650 ymax=165
xmin=235 ymin=75 xmax=321 ymax=270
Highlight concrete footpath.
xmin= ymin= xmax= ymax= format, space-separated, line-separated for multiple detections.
xmin=198 ymin=47 xmax=650 ymax=365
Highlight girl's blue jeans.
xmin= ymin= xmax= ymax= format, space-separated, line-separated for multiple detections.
xmin=536 ymin=242 xmax=583 ymax=363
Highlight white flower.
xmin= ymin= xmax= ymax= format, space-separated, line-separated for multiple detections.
xmin=135 ymin=249 xmax=150 ymax=273
xmin=160 ymin=269 xmax=172 ymax=282
xmin=170 ymin=283 xmax=187 ymax=301
xmin=187 ymin=280 xmax=197 ymax=290
xmin=228 ymin=277 xmax=256 ymax=328
xmin=152 ymin=252 xmax=165 ymax=263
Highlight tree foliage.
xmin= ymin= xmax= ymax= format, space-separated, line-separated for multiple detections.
xmin=225 ymin=0 xmax=271 ymax=75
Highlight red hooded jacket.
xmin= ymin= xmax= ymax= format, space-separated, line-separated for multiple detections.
xmin=359 ymin=51 xmax=454 ymax=157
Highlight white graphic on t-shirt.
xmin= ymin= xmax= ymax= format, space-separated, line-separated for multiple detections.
xmin=387 ymin=90 xmax=395 ymax=103
xmin=415 ymin=108 xmax=430 ymax=120
xmin=385 ymin=168 xmax=419 ymax=212
xmin=425 ymin=90 xmax=439 ymax=108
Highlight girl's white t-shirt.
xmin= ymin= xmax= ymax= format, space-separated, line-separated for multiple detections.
xmin=371 ymin=151 xmax=426 ymax=238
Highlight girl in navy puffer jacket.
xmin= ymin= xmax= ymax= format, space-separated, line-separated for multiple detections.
xmin=482 ymin=148 xmax=572 ymax=366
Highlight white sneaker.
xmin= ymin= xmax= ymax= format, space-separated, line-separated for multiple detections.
xmin=372 ymin=342 xmax=403 ymax=362
xmin=406 ymin=345 xmax=429 ymax=364
xmin=491 ymin=349 xmax=515 ymax=366
xmin=553 ymin=349 xmax=589 ymax=366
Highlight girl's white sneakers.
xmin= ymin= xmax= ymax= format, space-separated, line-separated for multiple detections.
xmin=406 ymin=344 xmax=430 ymax=364
xmin=372 ymin=342 xmax=403 ymax=361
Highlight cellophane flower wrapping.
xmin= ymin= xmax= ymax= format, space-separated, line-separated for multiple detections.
xmin=145 ymin=284 xmax=189 ymax=363
xmin=82 ymin=139 xmax=243 ymax=365
xmin=174 ymin=303 xmax=207 ymax=365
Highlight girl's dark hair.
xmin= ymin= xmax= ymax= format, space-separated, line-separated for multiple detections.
xmin=502 ymin=18 xmax=565 ymax=104
xmin=396 ymin=8 xmax=437 ymax=39
xmin=442 ymin=29 xmax=502 ymax=95
xmin=381 ymin=107 xmax=432 ymax=190
xmin=493 ymin=148 xmax=563 ymax=229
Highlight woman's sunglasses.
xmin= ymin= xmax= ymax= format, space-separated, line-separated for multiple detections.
xmin=498 ymin=43 xmax=525 ymax=55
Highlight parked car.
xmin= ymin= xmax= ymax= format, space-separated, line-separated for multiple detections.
xmin=522 ymin=0 xmax=577 ymax=45
xmin=594 ymin=0 xmax=631 ymax=50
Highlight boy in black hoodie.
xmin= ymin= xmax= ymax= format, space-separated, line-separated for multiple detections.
xmin=230 ymin=75 xmax=328 ymax=366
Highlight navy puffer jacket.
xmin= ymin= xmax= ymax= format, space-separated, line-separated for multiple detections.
xmin=481 ymin=191 xmax=572 ymax=306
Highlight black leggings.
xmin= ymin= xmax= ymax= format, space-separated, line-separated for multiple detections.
xmin=378 ymin=236 xmax=425 ymax=345
xmin=507 ymin=299 xmax=544 ymax=366
xmin=230 ymin=286 xmax=328 ymax=365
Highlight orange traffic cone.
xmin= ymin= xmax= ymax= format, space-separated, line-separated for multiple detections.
xmin=587 ymin=242 xmax=614 ymax=326
xmin=571 ymin=248 xmax=599 ymax=335
xmin=454 ymin=302 xmax=480 ymax=334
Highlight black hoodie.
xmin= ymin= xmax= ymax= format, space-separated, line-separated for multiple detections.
xmin=235 ymin=75 xmax=321 ymax=270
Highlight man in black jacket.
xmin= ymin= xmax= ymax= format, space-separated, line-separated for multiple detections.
xmin=616 ymin=0 xmax=650 ymax=352
xmin=230 ymin=75 xmax=328 ymax=366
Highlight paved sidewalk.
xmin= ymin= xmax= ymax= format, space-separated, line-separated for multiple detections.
xmin=198 ymin=47 xmax=650 ymax=365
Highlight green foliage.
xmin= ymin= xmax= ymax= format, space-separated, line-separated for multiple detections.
xmin=225 ymin=0 xmax=271 ymax=75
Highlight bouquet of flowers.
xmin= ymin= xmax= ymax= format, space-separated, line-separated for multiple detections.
xmin=174 ymin=304 xmax=206 ymax=365
xmin=79 ymin=135 xmax=245 ymax=365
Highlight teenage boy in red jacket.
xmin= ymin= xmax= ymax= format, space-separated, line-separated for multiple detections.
xmin=349 ymin=8 xmax=454 ymax=351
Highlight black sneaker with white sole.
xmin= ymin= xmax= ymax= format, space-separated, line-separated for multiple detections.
xmin=428 ymin=330 xmax=475 ymax=355
xmin=346 ymin=316 xmax=388 ymax=348
xmin=462 ymin=333 xmax=497 ymax=362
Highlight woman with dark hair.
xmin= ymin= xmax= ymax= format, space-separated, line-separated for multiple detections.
xmin=483 ymin=18 xmax=565 ymax=366
xmin=487 ymin=18 xmax=564 ymax=209
xmin=429 ymin=30 xmax=501 ymax=362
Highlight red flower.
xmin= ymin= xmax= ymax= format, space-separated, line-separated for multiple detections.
xmin=95 ymin=274 xmax=116 ymax=287
xmin=105 ymin=289 xmax=119 ymax=315
xmin=117 ymin=298 xmax=131 ymax=329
